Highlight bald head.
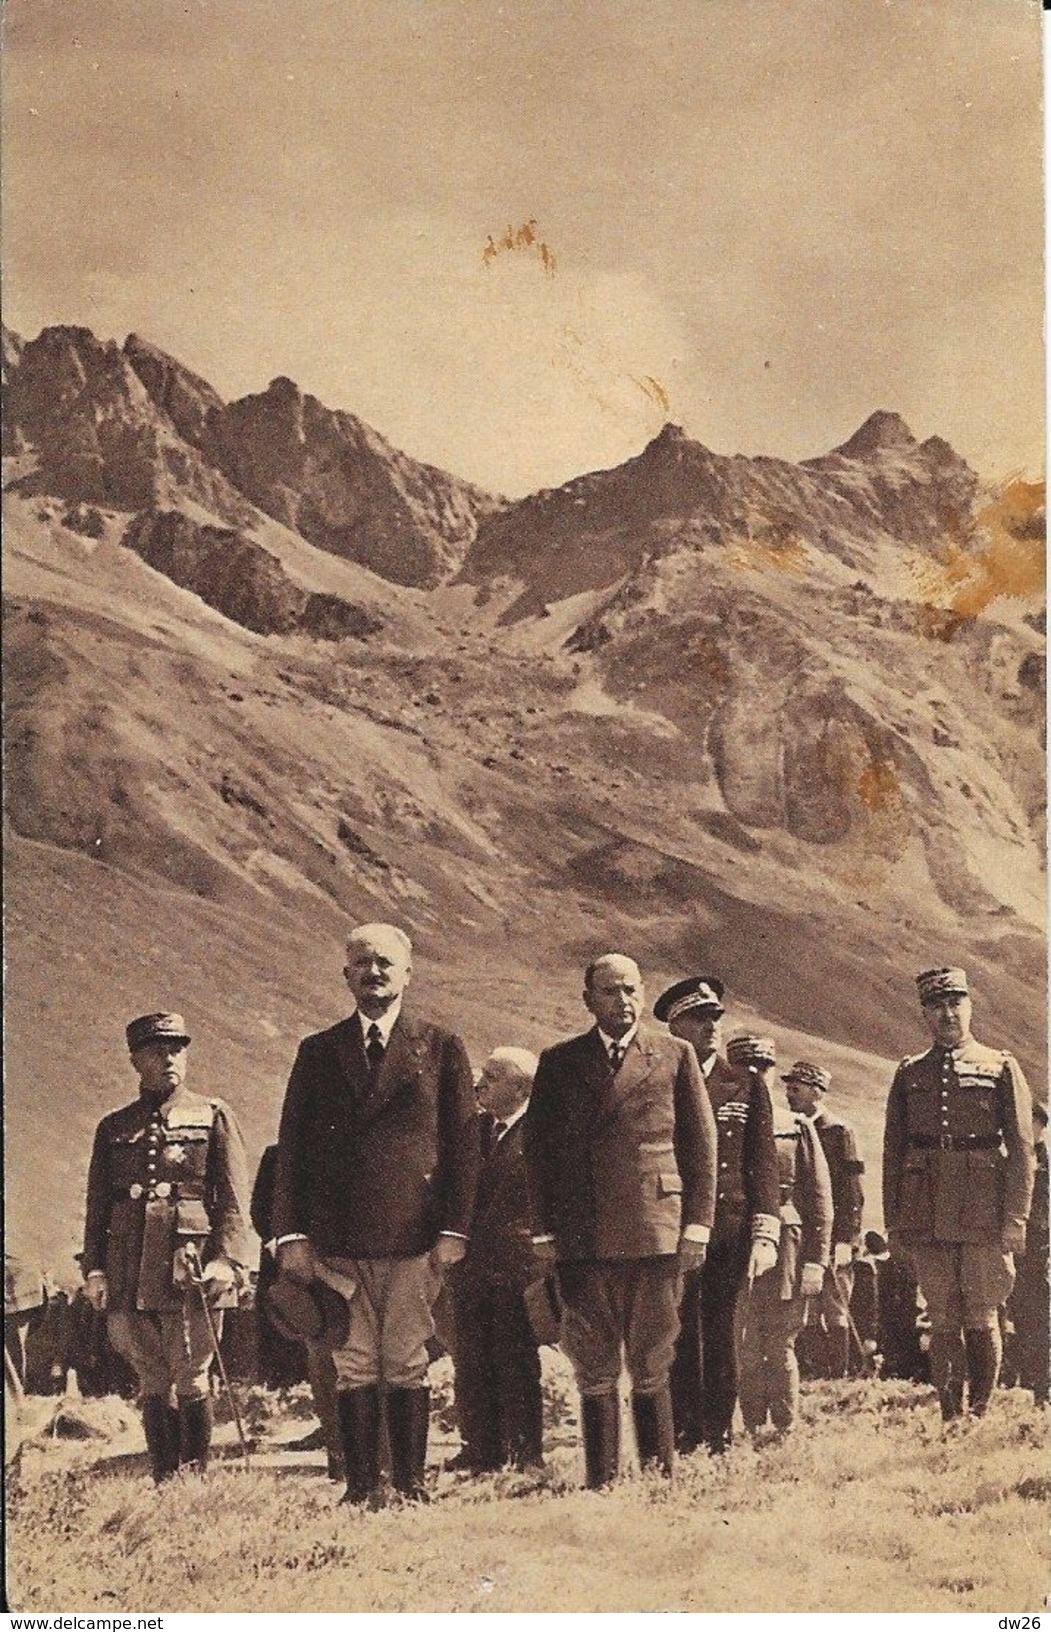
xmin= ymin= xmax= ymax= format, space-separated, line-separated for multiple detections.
xmin=583 ymin=952 xmax=644 ymax=1038
xmin=477 ymin=1046 xmax=538 ymax=1120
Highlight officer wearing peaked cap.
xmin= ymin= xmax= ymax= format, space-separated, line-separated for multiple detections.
xmin=883 ymin=968 xmax=1035 ymax=1422
xmin=81 ymin=1013 xmax=252 ymax=1481
xmin=654 ymin=981 xmax=780 ymax=1455
xmin=783 ymin=1060 xmax=865 ymax=1380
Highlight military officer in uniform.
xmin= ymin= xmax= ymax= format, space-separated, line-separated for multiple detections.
xmin=524 ymin=953 xmax=718 ymax=1485
xmin=82 ymin=1013 xmax=252 ymax=1481
xmin=882 ymin=967 xmax=1035 ymax=1421
xmin=654 ymin=976 xmax=780 ymax=1455
xmin=782 ymin=1061 xmax=865 ymax=1379
xmin=732 ymin=1035 xmax=834 ymax=1440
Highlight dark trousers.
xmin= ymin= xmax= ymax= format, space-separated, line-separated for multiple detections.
xmin=454 ymin=1279 xmax=543 ymax=1469
xmin=671 ymin=1237 xmax=744 ymax=1452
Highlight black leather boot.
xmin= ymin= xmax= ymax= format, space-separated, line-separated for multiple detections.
xmin=387 ymin=1386 xmax=430 ymax=1500
xmin=631 ymin=1388 xmax=675 ymax=1476
xmin=930 ymin=1331 xmax=967 ymax=1420
xmin=336 ymin=1386 xmax=382 ymax=1504
xmin=965 ymin=1326 xmax=1002 ymax=1417
xmin=581 ymin=1392 xmax=620 ymax=1489
xmin=177 ymin=1396 xmax=213 ymax=1471
xmin=141 ymin=1395 xmax=180 ymax=1483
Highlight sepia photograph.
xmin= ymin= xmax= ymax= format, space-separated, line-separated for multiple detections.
xmin=2 ymin=0 xmax=1047 ymax=1615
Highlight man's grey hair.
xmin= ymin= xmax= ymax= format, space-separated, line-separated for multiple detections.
xmin=485 ymin=1046 xmax=539 ymax=1084
xmin=584 ymin=952 xmax=639 ymax=991
xmin=346 ymin=922 xmax=413 ymax=957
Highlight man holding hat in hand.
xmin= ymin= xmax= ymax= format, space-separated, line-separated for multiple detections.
xmin=654 ymin=976 xmax=780 ymax=1455
xmin=81 ymin=1012 xmax=252 ymax=1482
xmin=783 ymin=1060 xmax=865 ymax=1379
xmin=883 ymin=966 xmax=1035 ymax=1422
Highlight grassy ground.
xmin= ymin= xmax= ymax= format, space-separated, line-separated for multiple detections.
xmin=5 ymin=1362 xmax=1048 ymax=1614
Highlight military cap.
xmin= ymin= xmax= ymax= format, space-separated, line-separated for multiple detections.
xmin=726 ymin=1033 xmax=777 ymax=1068
xmin=125 ymin=1012 xmax=191 ymax=1051
xmin=265 ymin=1275 xmax=350 ymax=1349
xmin=653 ymin=975 xmax=725 ymax=1024
xmin=781 ymin=1059 xmax=832 ymax=1093
xmin=916 ymin=967 xmax=968 ymax=1004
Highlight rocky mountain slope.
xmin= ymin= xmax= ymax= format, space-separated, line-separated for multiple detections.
xmin=3 ymin=321 xmax=1044 ymax=1274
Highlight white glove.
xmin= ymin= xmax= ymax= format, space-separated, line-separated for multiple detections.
xmin=198 ymin=1258 xmax=238 ymax=1301
xmin=85 ymin=1270 xmax=108 ymax=1312
xmin=747 ymin=1238 xmax=778 ymax=1279
xmin=833 ymin=1243 xmax=853 ymax=1270
xmin=800 ymin=1262 xmax=825 ymax=1299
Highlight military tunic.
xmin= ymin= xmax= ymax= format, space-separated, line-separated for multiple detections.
xmin=735 ymin=1110 xmax=833 ymax=1434
xmin=82 ymin=1086 xmax=251 ymax=1397
xmin=810 ymin=1109 xmax=865 ymax=1372
xmin=882 ymin=1038 xmax=1035 ymax=1333
xmin=670 ymin=1055 xmax=780 ymax=1451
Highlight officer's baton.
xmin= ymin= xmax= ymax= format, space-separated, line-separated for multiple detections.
xmin=737 ymin=1265 xmax=756 ymax=1355
xmin=184 ymin=1244 xmax=251 ymax=1465
xmin=833 ymin=1263 xmax=876 ymax=1378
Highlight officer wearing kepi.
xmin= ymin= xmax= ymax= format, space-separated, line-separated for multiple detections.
xmin=782 ymin=1060 xmax=865 ymax=1379
xmin=82 ymin=1013 xmax=252 ymax=1480
xmin=882 ymin=968 xmax=1035 ymax=1422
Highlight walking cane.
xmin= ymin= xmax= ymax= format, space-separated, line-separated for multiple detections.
xmin=183 ymin=1244 xmax=251 ymax=1465
xmin=832 ymin=1262 xmax=876 ymax=1378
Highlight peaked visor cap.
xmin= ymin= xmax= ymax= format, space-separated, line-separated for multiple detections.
xmin=653 ymin=975 xmax=725 ymax=1023
xmin=916 ymin=967 xmax=969 ymax=1004
xmin=726 ymin=1033 xmax=777 ymax=1068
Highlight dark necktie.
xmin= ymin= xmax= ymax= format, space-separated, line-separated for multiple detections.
xmin=492 ymin=1119 xmax=508 ymax=1142
xmin=365 ymin=1022 xmax=385 ymax=1073
xmin=608 ymin=1041 xmax=625 ymax=1072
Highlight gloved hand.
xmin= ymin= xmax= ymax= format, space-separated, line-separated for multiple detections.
xmin=431 ymin=1234 xmax=467 ymax=1269
xmin=833 ymin=1242 xmax=853 ymax=1270
xmin=747 ymin=1238 xmax=778 ymax=1279
xmin=198 ymin=1257 xmax=237 ymax=1301
xmin=276 ymin=1238 xmax=318 ymax=1284
xmin=800 ymin=1261 xmax=825 ymax=1299
xmin=85 ymin=1270 xmax=108 ymax=1312
xmin=677 ymin=1236 xmax=708 ymax=1271
xmin=1001 ymin=1220 xmax=1027 ymax=1257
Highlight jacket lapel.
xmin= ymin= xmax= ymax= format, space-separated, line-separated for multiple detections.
xmin=356 ymin=1013 xmax=425 ymax=1123
xmin=592 ymin=1028 xmax=660 ymax=1127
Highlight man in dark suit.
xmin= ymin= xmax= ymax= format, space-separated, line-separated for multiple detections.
xmin=524 ymin=953 xmax=718 ymax=1486
xmin=451 ymin=1047 xmax=545 ymax=1474
xmin=654 ymin=976 xmax=780 ymax=1455
xmin=272 ymin=923 xmax=480 ymax=1505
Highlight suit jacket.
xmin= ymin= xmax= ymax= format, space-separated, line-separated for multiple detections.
xmin=882 ymin=1038 xmax=1035 ymax=1244
xmin=271 ymin=1010 xmax=480 ymax=1259
xmin=82 ymin=1086 xmax=252 ymax=1312
xmin=813 ymin=1109 xmax=865 ymax=1247
xmin=460 ymin=1117 xmax=537 ymax=1291
xmin=705 ymin=1056 xmax=781 ymax=1250
xmin=524 ymin=1025 xmax=717 ymax=1261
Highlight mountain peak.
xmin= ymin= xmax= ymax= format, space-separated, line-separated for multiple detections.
xmin=833 ymin=411 xmax=918 ymax=459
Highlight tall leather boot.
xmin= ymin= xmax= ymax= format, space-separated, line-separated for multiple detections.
xmin=387 ymin=1386 xmax=430 ymax=1501
xmin=965 ymin=1326 xmax=1002 ymax=1418
xmin=930 ymin=1330 xmax=967 ymax=1420
xmin=631 ymin=1388 xmax=675 ymax=1476
xmin=178 ymin=1396 xmax=213 ymax=1471
xmin=336 ymin=1386 xmax=382 ymax=1504
xmin=581 ymin=1392 xmax=620 ymax=1489
xmin=141 ymin=1395 xmax=180 ymax=1484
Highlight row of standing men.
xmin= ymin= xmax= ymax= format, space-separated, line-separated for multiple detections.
xmin=79 ymin=928 xmax=1042 ymax=1500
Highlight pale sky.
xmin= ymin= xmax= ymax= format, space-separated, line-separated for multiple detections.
xmin=2 ymin=0 xmax=1044 ymax=496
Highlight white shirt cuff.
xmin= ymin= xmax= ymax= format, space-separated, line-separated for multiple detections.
xmin=274 ymin=1233 xmax=308 ymax=1247
xmin=751 ymin=1213 xmax=781 ymax=1242
xmin=682 ymin=1224 xmax=711 ymax=1243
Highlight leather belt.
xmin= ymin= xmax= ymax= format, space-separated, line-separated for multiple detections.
xmin=909 ymin=1135 xmax=1001 ymax=1152
xmin=114 ymin=1183 xmax=205 ymax=1200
